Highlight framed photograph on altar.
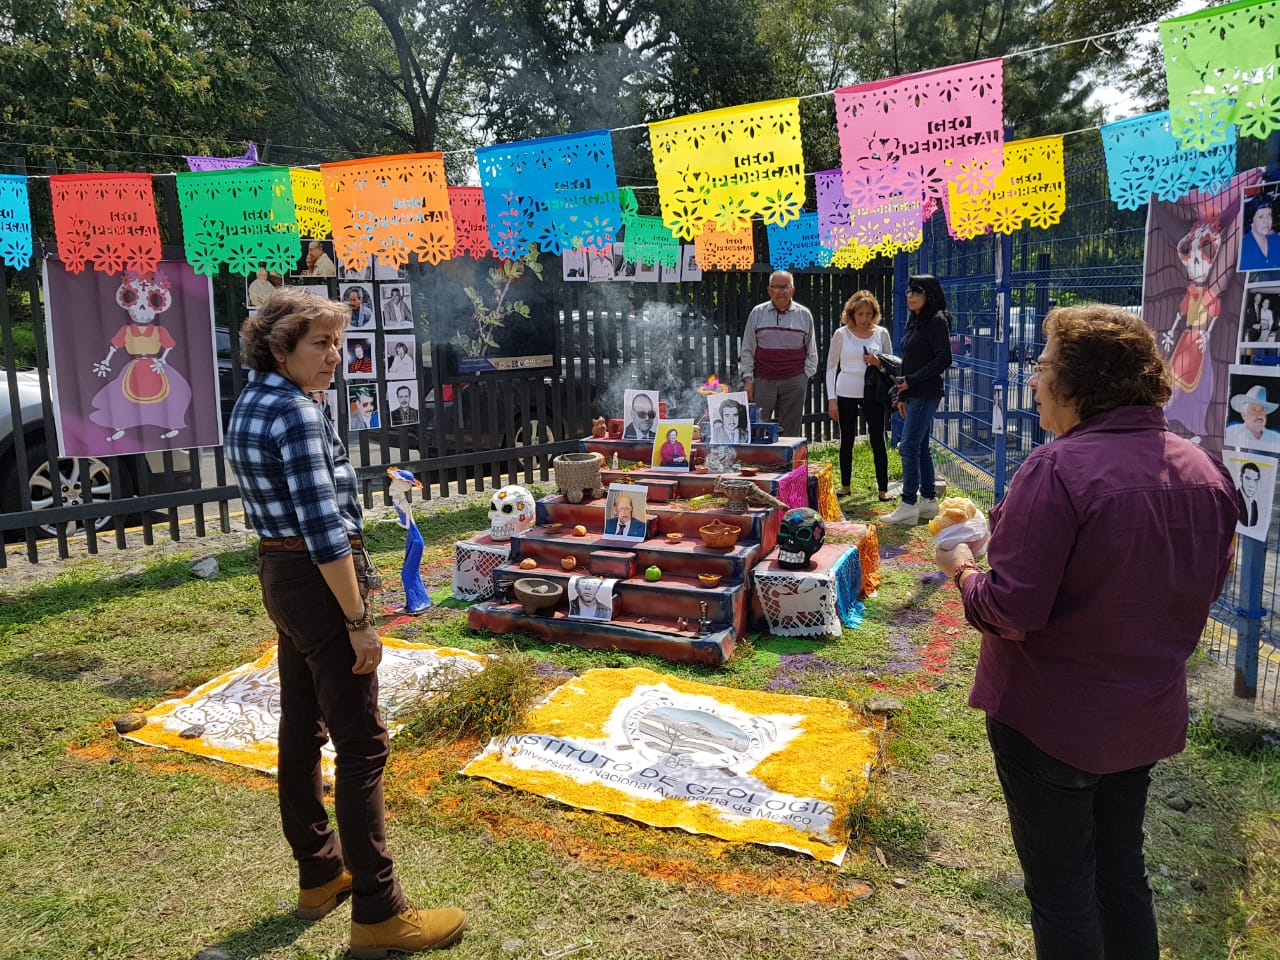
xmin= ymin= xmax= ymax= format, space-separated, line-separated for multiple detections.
xmin=1238 ymin=181 xmax=1280 ymax=273
xmin=622 ymin=389 xmax=659 ymax=441
xmin=1224 ymin=364 xmax=1280 ymax=454
xmin=650 ymin=420 xmax=694 ymax=472
xmin=1223 ymin=450 xmax=1277 ymax=542
xmin=567 ymin=575 xmax=616 ymax=621
xmin=603 ymin=483 xmax=648 ymax=541
xmin=1240 ymin=282 xmax=1280 ymax=348
xmin=708 ymin=392 xmax=751 ymax=444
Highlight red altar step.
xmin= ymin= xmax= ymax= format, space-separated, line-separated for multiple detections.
xmin=599 ymin=468 xmax=790 ymax=501
xmin=510 ymin=528 xmax=760 ymax=581
xmin=581 ymin=436 xmax=808 ymax=471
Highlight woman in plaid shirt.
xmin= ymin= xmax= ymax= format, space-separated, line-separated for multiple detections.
xmin=227 ymin=288 xmax=465 ymax=957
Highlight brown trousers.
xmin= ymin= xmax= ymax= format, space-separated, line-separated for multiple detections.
xmin=259 ymin=551 xmax=406 ymax=925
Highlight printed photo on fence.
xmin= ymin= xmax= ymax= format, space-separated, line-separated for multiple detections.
xmin=567 ymin=575 xmax=616 ymax=621
xmin=1222 ymin=450 xmax=1277 ymax=542
xmin=386 ymin=381 xmax=419 ymax=426
xmin=587 ymin=245 xmax=615 ymax=282
xmin=1240 ymin=283 xmax=1280 ymax=348
xmin=42 ymin=260 xmax=224 ymax=458
xmin=308 ymin=388 xmax=337 ymax=426
xmin=1224 ymin=364 xmax=1280 ymax=455
xmin=561 ymin=247 xmax=587 ymax=282
xmin=650 ymin=420 xmax=693 ymax=472
xmin=680 ymin=244 xmax=702 ymax=282
xmin=340 ymin=283 xmax=375 ymax=329
xmin=347 ymin=383 xmax=380 ymax=431
xmin=603 ymin=483 xmax=648 ymax=541
xmin=338 ymin=253 xmax=371 ymax=281
xmin=1238 ymin=180 xmax=1280 ymax=273
xmin=622 ymin=389 xmax=660 ymax=441
xmin=344 ymin=334 xmax=375 ymax=380
xmin=245 ymin=264 xmax=284 ymax=307
xmin=384 ymin=335 xmax=417 ymax=379
xmin=380 ymin=284 xmax=414 ymax=328
xmin=296 ymin=239 xmax=337 ymax=278
xmin=1143 ymin=169 xmax=1258 ymax=458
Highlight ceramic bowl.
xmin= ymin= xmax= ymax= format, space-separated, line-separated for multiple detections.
xmin=665 ymin=532 xmax=684 ymax=542
xmin=698 ymin=521 xmax=741 ymax=549
xmin=513 ymin=578 xmax=563 ymax=616
xmin=697 ymin=573 xmax=723 ymax=588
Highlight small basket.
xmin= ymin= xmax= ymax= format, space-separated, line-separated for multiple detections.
xmin=698 ymin=521 xmax=741 ymax=549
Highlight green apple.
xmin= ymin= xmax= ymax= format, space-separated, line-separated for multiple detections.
xmin=644 ymin=565 xmax=662 ymax=582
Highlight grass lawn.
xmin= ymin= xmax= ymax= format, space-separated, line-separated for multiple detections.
xmin=0 ymin=442 xmax=1276 ymax=960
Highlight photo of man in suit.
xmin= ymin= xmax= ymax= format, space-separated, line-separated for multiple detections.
xmin=1237 ymin=461 xmax=1262 ymax=528
xmin=711 ymin=396 xmax=750 ymax=443
xmin=622 ymin=390 xmax=658 ymax=440
xmin=603 ymin=487 xmax=647 ymax=540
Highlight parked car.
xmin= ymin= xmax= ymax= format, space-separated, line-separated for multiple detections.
xmin=0 ymin=350 xmax=244 ymax=537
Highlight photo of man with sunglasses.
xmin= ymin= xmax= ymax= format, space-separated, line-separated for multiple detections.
xmin=622 ymin=389 xmax=659 ymax=440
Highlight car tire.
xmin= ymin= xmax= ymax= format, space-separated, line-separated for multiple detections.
xmin=1 ymin=437 xmax=134 ymax=538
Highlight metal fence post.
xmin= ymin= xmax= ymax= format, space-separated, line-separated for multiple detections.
xmin=1235 ymin=535 xmax=1264 ymax=699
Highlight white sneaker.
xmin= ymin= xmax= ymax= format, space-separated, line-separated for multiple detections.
xmin=879 ymin=501 xmax=920 ymax=524
xmin=917 ymin=498 xmax=939 ymax=520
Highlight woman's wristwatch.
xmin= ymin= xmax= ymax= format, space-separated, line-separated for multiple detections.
xmin=345 ymin=605 xmax=374 ymax=631
xmin=953 ymin=560 xmax=979 ymax=589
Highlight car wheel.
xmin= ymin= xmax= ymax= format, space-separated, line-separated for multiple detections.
xmin=510 ymin=414 xmax=558 ymax=471
xmin=5 ymin=440 xmax=134 ymax=537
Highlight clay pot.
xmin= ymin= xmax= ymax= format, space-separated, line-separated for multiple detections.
xmin=697 ymin=573 xmax=723 ymax=588
xmin=698 ymin=520 xmax=741 ymax=549
xmin=738 ymin=466 xmax=758 ymax=477
xmin=513 ymin=578 xmax=563 ymax=615
xmin=591 ymin=417 xmax=608 ymax=438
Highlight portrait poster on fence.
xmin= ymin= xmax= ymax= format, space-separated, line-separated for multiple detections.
xmin=1239 ymin=282 xmax=1280 ymax=348
xmin=42 ymin=260 xmax=223 ymax=458
xmin=650 ymin=419 xmax=693 ymax=471
xmin=1222 ymin=450 xmax=1277 ymax=541
xmin=462 ymin=666 xmax=879 ymax=864
xmin=295 ymin=239 xmax=338 ymax=278
xmin=1223 ymin=364 xmax=1280 ymax=455
xmin=1238 ymin=180 xmax=1280 ymax=273
xmin=1143 ymin=169 xmax=1260 ymax=458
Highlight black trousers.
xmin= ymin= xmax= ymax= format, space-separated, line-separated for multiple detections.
xmin=836 ymin=395 xmax=888 ymax=492
xmin=259 ymin=552 xmax=406 ymax=925
xmin=986 ymin=717 xmax=1159 ymax=960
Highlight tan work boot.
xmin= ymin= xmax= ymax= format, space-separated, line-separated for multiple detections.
xmin=295 ymin=868 xmax=353 ymax=920
xmin=350 ymin=906 xmax=467 ymax=958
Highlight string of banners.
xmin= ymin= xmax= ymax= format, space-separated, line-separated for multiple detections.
xmin=0 ymin=0 xmax=1275 ymax=274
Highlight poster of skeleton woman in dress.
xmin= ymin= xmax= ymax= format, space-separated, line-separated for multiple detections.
xmin=42 ymin=260 xmax=223 ymax=457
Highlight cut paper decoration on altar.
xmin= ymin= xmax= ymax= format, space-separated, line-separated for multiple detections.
xmin=176 ymin=166 xmax=299 ymax=276
xmin=321 ymin=153 xmax=454 ymax=272
xmin=1144 ymin=168 xmax=1259 ymax=459
xmin=620 ymin=188 xmax=681 ymax=268
xmin=184 ymin=142 xmax=258 ymax=172
xmin=834 ymin=59 xmax=1004 ymax=208
xmin=476 ymin=130 xmax=622 ymax=258
xmin=766 ymin=213 xmax=833 ymax=270
xmin=650 ymin=98 xmax=805 ymax=240
xmin=289 ymin=168 xmax=332 ymax=240
xmin=1100 ymin=110 xmax=1237 ymax=210
xmin=1222 ymin=450 xmax=1277 ymax=542
xmin=120 ymin=639 xmax=487 ymax=778
xmin=945 ymin=136 xmax=1066 ymax=241
xmin=42 ymin=260 xmax=223 ymax=458
xmin=1159 ymin=0 xmax=1280 ymax=148
xmin=462 ymin=666 xmax=877 ymax=864
xmin=815 ymin=169 xmax=922 ymax=269
xmin=0 ymin=175 xmax=33 ymax=270
xmin=50 ymin=173 xmax=162 ymax=276
xmin=448 ymin=186 xmax=494 ymax=260
xmin=695 ymin=223 xmax=755 ymax=271
xmin=1238 ymin=181 xmax=1280 ymax=272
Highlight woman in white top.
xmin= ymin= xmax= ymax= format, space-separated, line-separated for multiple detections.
xmin=826 ymin=290 xmax=894 ymax=499
xmin=386 ymin=341 xmax=416 ymax=376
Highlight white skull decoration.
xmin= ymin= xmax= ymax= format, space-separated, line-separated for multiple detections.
xmin=488 ymin=485 xmax=536 ymax=540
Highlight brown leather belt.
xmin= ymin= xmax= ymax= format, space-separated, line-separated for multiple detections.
xmin=259 ymin=535 xmax=364 ymax=553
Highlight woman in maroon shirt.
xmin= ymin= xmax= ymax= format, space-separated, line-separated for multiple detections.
xmin=935 ymin=305 xmax=1237 ymax=960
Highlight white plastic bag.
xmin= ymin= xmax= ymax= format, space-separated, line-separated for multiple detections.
xmin=931 ymin=514 xmax=990 ymax=558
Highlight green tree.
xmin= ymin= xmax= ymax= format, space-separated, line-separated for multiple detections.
xmin=0 ymin=0 xmax=270 ymax=170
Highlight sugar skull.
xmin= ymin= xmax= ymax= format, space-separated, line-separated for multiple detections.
xmin=488 ymin=484 xmax=536 ymax=540
xmin=776 ymin=507 xmax=825 ymax=569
